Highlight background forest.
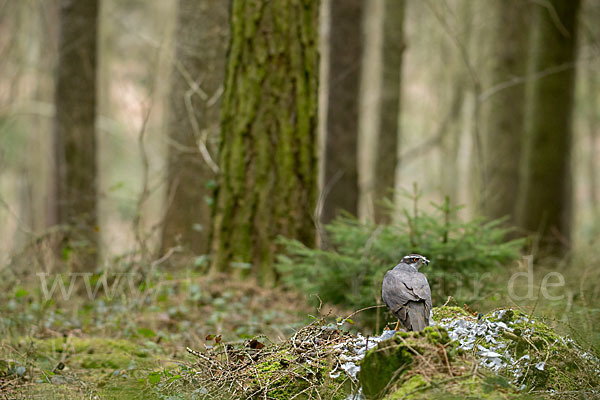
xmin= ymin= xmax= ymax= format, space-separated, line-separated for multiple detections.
xmin=0 ymin=0 xmax=599 ymax=398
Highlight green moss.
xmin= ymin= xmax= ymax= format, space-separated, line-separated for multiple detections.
xmin=32 ymin=337 xmax=144 ymax=356
xmin=358 ymin=315 xmax=579 ymax=399
xmin=26 ymin=337 xmax=158 ymax=371
xmin=383 ymin=370 xmax=544 ymax=400
xmin=245 ymin=351 xmax=330 ymax=399
xmin=16 ymin=383 xmax=87 ymax=400
xmin=431 ymin=306 xmax=471 ymax=322
xmin=421 ymin=326 xmax=451 ymax=346
xmin=387 ymin=374 xmax=427 ymax=399
xmin=383 ymin=371 xmax=530 ymax=400
xmin=359 ymin=334 xmax=421 ymax=399
xmin=359 ymin=327 xmax=464 ymax=399
xmin=470 ymin=309 xmax=600 ymax=393
xmin=395 ymin=330 xmax=411 ymax=339
xmin=6 ymin=336 xmax=172 ymax=400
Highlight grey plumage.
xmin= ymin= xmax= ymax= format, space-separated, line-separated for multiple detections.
xmin=382 ymin=254 xmax=432 ymax=331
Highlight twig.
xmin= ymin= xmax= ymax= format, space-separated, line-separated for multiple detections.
xmin=339 ymin=304 xmax=386 ymax=325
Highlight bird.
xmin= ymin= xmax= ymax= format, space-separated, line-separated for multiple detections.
xmin=382 ymin=254 xmax=432 ymax=332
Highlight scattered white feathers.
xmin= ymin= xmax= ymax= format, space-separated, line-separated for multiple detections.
xmin=329 ymin=330 xmax=396 ymax=379
xmin=331 ymin=308 xmax=599 ymax=389
xmin=434 ymin=309 xmax=600 ymax=383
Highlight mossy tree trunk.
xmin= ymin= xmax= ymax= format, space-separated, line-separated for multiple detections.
xmin=53 ymin=0 xmax=99 ymax=270
xmin=210 ymin=0 xmax=319 ymax=284
xmin=161 ymin=0 xmax=228 ymax=256
xmin=480 ymin=0 xmax=532 ymax=224
xmin=373 ymin=0 xmax=405 ymax=224
xmin=320 ymin=0 xmax=364 ymax=225
xmin=517 ymin=0 xmax=581 ymax=254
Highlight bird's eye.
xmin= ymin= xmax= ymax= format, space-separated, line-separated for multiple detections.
xmin=413 ymin=258 xmax=418 ymax=263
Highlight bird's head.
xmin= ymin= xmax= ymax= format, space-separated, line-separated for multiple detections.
xmin=401 ymin=254 xmax=430 ymax=269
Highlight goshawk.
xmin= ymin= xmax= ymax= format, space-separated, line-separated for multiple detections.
xmin=382 ymin=254 xmax=432 ymax=331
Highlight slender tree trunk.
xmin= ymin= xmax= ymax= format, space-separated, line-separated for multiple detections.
xmin=518 ymin=0 xmax=581 ymax=254
xmin=481 ymin=0 xmax=531 ymax=224
xmin=587 ymin=66 xmax=599 ymax=234
xmin=161 ymin=0 xmax=229 ymax=256
xmin=210 ymin=0 xmax=319 ymax=284
xmin=33 ymin=0 xmax=59 ymax=232
xmin=440 ymin=0 xmax=473 ymax=206
xmin=53 ymin=0 xmax=99 ymax=270
xmin=320 ymin=0 xmax=363 ymax=225
xmin=13 ymin=0 xmax=41 ymax=247
xmin=373 ymin=0 xmax=405 ymax=224
xmin=440 ymin=83 xmax=466 ymax=203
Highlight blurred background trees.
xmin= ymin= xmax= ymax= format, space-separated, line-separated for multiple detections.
xmin=0 ymin=0 xmax=597 ymax=283
xmin=517 ymin=0 xmax=581 ymax=254
xmin=52 ymin=0 xmax=100 ymax=270
xmin=160 ymin=0 xmax=228 ymax=256
xmin=480 ymin=0 xmax=531 ymax=226
xmin=372 ymin=0 xmax=405 ymax=224
xmin=320 ymin=0 xmax=363 ymax=228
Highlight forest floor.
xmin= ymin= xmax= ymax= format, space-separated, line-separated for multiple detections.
xmin=0 ymin=259 xmax=599 ymax=399
xmin=0 ymin=268 xmax=328 ymax=399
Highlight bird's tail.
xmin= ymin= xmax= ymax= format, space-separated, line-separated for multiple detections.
xmin=406 ymin=301 xmax=428 ymax=331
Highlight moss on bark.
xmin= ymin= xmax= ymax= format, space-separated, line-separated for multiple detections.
xmin=359 ymin=326 xmax=456 ymax=399
xmin=210 ymin=0 xmax=319 ymax=284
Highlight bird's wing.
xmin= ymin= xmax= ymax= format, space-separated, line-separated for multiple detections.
xmin=382 ymin=269 xmax=422 ymax=314
xmin=406 ymin=272 xmax=432 ymax=309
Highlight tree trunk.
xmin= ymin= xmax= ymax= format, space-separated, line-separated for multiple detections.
xmin=33 ymin=0 xmax=59 ymax=233
xmin=517 ymin=0 xmax=581 ymax=254
xmin=439 ymin=83 xmax=466 ymax=204
xmin=480 ymin=0 xmax=531 ymax=224
xmin=440 ymin=0 xmax=472 ymax=206
xmin=588 ymin=69 xmax=599 ymax=234
xmin=320 ymin=0 xmax=363 ymax=225
xmin=53 ymin=0 xmax=99 ymax=270
xmin=210 ymin=0 xmax=319 ymax=284
xmin=373 ymin=0 xmax=405 ymax=224
xmin=161 ymin=0 xmax=229 ymax=256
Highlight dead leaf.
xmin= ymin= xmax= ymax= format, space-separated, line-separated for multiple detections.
xmin=247 ymin=339 xmax=265 ymax=350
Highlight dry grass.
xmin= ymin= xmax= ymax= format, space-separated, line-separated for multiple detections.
xmin=179 ymin=317 xmax=357 ymax=399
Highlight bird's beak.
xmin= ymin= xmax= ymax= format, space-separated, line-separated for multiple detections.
xmin=423 ymin=258 xmax=430 ymax=266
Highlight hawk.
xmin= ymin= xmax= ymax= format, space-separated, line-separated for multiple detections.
xmin=382 ymin=254 xmax=432 ymax=331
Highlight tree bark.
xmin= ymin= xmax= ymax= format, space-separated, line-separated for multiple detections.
xmin=373 ymin=0 xmax=405 ymax=224
xmin=481 ymin=0 xmax=531 ymax=224
xmin=517 ymin=0 xmax=581 ymax=254
xmin=320 ymin=0 xmax=364 ymax=225
xmin=210 ymin=0 xmax=319 ymax=284
xmin=161 ymin=0 xmax=229 ymax=256
xmin=53 ymin=0 xmax=99 ymax=270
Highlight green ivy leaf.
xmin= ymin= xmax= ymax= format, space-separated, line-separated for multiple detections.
xmin=147 ymin=372 xmax=161 ymax=385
